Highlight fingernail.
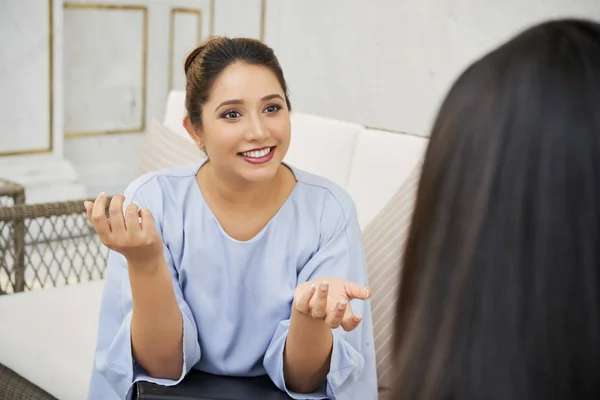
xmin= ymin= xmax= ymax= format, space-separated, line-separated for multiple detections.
xmin=353 ymin=315 xmax=362 ymax=323
xmin=337 ymin=299 xmax=347 ymax=310
xmin=320 ymin=281 xmax=329 ymax=291
xmin=98 ymin=192 xmax=105 ymax=198
xmin=364 ymin=288 xmax=371 ymax=298
xmin=309 ymin=284 xmax=316 ymax=294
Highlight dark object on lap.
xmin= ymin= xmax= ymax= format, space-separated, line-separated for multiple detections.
xmin=135 ymin=370 xmax=298 ymax=400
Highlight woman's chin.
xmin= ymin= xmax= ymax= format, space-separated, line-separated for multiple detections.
xmin=238 ymin=164 xmax=280 ymax=183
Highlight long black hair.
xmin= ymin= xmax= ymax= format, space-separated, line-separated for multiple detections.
xmin=392 ymin=18 xmax=600 ymax=400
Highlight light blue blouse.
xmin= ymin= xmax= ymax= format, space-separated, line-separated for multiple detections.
xmin=88 ymin=162 xmax=378 ymax=400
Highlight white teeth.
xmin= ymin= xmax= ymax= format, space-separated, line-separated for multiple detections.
xmin=241 ymin=147 xmax=271 ymax=158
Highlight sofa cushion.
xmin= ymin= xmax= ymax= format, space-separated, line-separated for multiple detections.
xmin=134 ymin=118 xmax=205 ymax=178
xmin=163 ymin=90 xmax=190 ymax=139
xmin=346 ymin=129 xmax=427 ymax=228
xmin=0 ymin=281 xmax=105 ymax=400
xmin=362 ymin=163 xmax=421 ymax=393
xmin=284 ymin=112 xmax=362 ymax=189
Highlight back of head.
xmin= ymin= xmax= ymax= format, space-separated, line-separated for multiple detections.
xmin=392 ymin=19 xmax=600 ymax=400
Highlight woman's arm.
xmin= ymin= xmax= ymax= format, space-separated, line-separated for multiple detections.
xmin=284 ymin=303 xmax=334 ymax=392
xmin=90 ymin=193 xmax=185 ymax=379
xmin=129 ymin=256 xmax=184 ymax=380
xmin=263 ymin=191 xmax=378 ymax=400
xmin=284 ymin=279 xmax=369 ymax=393
xmin=87 ymin=189 xmax=201 ymax=399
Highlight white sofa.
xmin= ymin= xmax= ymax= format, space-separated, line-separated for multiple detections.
xmin=0 ymin=91 xmax=428 ymax=400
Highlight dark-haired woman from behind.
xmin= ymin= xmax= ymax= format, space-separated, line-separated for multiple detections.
xmin=391 ymin=18 xmax=600 ymax=400
xmin=86 ymin=37 xmax=377 ymax=400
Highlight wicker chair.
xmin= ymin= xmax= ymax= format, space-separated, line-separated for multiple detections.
xmin=0 ymin=179 xmax=26 ymax=295
xmin=0 ymin=199 xmax=110 ymax=294
xmin=0 ymin=197 xmax=110 ymax=399
xmin=0 ymin=364 xmax=56 ymax=400
xmin=0 ymin=179 xmax=25 ymax=207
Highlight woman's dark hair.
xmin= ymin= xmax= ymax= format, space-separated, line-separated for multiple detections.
xmin=184 ymin=37 xmax=292 ymax=126
xmin=391 ymin=18 xmax=600 ymax=400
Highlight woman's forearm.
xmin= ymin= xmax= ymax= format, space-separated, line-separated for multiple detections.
xmin=284 ymin=308 xmax=333 ymax=393
xmin=129 ymin=256 xmax=183 ymax=380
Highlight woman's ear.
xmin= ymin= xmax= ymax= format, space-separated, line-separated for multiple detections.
xmin=183 ymin=115 xmax=204 ymax=149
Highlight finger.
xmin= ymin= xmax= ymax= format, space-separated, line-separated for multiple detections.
xmin=341 ymin=306 xmax=363 ymax=332
xmin=108 ymin=195 xmax=127 ymax=234
xmin=295 ymin=284 xmax=316 ymax=314
xmin=139 ymin=208 xmax=156 ymax=233
xmin=310 ymin=281 xmax=329 ymax=320
xmin=344 ymin=282 xmax=371 ymax=301
xmin=90 ymin=193 xmax=111 ymax=239
xmin=325 ymin=299 xmax=347 ymax=329
xmin=83 ymin=201 xmax=93 ymax=222
xmin=125 ymin=204 xmax=141 ymax=232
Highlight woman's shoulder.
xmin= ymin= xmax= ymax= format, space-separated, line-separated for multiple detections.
xmin=122 ymin=164 xmax=200 ymax=206
xmin=287 ymin=164 xmax=358 ymax=225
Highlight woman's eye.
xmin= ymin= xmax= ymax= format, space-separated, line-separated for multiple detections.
xmin=222 ymin=111 xmax=240 ymax=119
xmin=265 ymin=105 xmax=281 ymax=113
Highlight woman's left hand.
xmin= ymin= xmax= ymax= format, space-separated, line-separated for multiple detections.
xmin=293 ymin=277 xmax=371 ymax=332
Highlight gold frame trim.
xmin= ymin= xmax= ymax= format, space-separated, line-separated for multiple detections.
xmin=209 ymin=0 xmax=215 ymax=36
xmin=63 ymin=2 xmax=148 ymax=139
xmin=169 ymin=8 xmax=203 ymax=91
xmin=259 ymin=0 xmax=266 ymax=42
xmin=1 ymin=0 xmax=54 ymax=157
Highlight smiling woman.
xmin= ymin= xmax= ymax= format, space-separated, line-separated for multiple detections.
xmin=85 ymin=36 xmax=378 ymax=400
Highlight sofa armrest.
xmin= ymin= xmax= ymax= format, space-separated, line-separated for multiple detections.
xmin=0 ymin=198 xmax=111 ymax=294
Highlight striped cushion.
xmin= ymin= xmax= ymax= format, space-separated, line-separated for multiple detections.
xmin=134 ymin=118 xmax=205 ymax=177
xmin=362 ymin=163 xmax=421 ymax=393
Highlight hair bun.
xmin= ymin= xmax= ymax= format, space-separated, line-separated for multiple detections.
xmin=184 ymin=45 xmax=205 ymax=74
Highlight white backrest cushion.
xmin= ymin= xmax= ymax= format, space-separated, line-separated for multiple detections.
xmin=134 ymin=119 xmax=204 ymax=178
xmin=163 ymin=90 xmax=189 ymax=139
xmin=285 ymin=112 xmax=362 ymax=189
xmin=347 ymin=129 xmax=428 ymax=228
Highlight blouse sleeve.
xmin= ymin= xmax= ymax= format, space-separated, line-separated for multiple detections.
xmin=90 ymin=188 xmax=201 ymax=399
xmin=262 ymin=193 xmax=378 ymax=400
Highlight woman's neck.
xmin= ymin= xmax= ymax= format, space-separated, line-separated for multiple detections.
xmin=198 ymin=161 xmax=286 ymax=211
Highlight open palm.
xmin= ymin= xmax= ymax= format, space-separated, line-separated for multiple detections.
xmin=294 ymin=277 xmax=371 ymax=331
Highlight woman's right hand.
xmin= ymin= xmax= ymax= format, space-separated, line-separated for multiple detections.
xmin=84 ymin=192 xmax=164 ymax=266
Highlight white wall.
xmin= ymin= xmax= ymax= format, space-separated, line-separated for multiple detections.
xmin=2 ymin=0 xmax=599 ymax=201
xmin=264 ymin=0 xmax=600 ymax=136
xmin=0 ymin=0 xmax=85 ymax=203
xmin=0 ymin=0 xmax=53 ymax=157
xmin=212 ymin=0 xmax=263 ymax=39
xmin=60 ymin=0 xmax=264 ymax=197
xmin=61 ymin=0 xmax=214 ymax=197
xmin=0 ymin=0 xmax=238 ymax=200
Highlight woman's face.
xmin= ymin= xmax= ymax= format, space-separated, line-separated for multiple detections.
xmin=187 ymin=62 xmax=291 ymax=184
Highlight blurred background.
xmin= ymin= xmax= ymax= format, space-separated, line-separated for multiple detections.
xmin=1 ymin=0 xmax=598 ymax=202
